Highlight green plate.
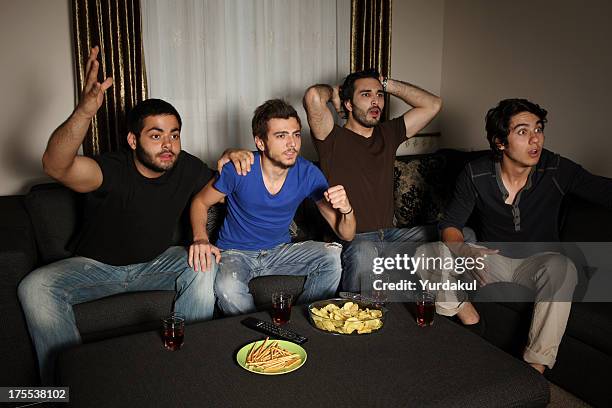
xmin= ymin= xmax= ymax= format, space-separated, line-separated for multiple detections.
xmin=236 ymin=339 xmax=307 ymax=375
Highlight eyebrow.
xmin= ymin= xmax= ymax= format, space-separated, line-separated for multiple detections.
xmin=511 ymin=120 xmax=543 ymax=131
xmin=360 ymin=88 xmax=383 ymax=93
xmin=273 ymin=130 xmax=300 ymax=136
xmin=145 ymin=127 xmax=180 ymax=133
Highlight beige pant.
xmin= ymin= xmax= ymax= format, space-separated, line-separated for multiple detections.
xmin=415 ymin=242 xmax=578 ymax=369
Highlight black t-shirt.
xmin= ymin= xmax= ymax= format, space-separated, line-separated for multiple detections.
xmin=440 ymin=149 xmax=612 ymax=242
xmin=74 ymin=149 xmax=212 ymax=265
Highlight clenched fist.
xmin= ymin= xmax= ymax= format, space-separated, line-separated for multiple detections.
xmin=323 ymin=185 xmax=352 ymax=215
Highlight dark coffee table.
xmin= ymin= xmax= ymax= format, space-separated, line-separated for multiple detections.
xmin=57 ymin=303 xmax=549 ymax=407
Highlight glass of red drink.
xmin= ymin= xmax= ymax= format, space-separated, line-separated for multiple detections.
xmin=415 ymin=292 xmax=435 ymax=327
xmin=271 ymin=292 xmax=293 ymax=325
xmin=162 ymin=312 xmax=185 ymax=351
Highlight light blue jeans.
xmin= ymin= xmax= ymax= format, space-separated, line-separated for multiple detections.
xmin=341 ymin=226 xmax=440 ymax=292
xmin=214 ymin=241 xmax=342 ymax=315
xmin=17 ymin=246 xmax=215 ymax=384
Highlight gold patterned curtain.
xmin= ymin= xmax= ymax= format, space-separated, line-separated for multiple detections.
xmin=350 ymin=0 xmax=392 ymax=120
xmin=71 ymin=0 xmax=148 ymax=156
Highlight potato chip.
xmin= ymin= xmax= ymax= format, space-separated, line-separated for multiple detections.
xmin=309 ymin=301 xmax=384 ymax=335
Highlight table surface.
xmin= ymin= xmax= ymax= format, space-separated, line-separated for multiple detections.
xmin=58 ymin=303 xmax=549 ymax=408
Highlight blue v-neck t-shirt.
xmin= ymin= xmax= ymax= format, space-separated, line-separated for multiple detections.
xmin=214 ymin=152 xmax=328 ymax=250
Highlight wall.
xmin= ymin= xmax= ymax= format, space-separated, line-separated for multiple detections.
xmin=390 ymin=0 xmax=445 ymax=155
xmin=440 ymin=0 xmax=612 ymax=177
xmin=0 ymin=0 xmax=74 ymax=196
xmin=4 ymin=0 xmax=611 ymax=196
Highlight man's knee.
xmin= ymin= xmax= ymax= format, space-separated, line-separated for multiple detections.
xmin=18 ymin=272 xmax=40 ymax=306
xmin=342 ymin=240 xmax=377 ymax=267
xmin=184 ymin=262 xmax=217 ymax=300
xmin=213 ymin=259 xmax=247 ymax=297
xmin=321 ymin=243 xmax=343 ymax=269
xmin=544 ymin=254 xmax=578 ymax=285
xmin=18 ymin=268 xmax=54 ymax=308
xmin=414 ymin=241 xmax=448 ymax=259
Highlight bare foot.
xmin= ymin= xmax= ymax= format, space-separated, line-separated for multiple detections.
xmin=529 ymin=363 xmax=545 ymax=374
xmin=456 ymin=301 xmax=480 ymax=325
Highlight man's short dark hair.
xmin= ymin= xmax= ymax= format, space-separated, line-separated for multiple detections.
xmin=339 ymin=69 xmax=380 ymax=107
xmin=485 ymin=98 xmax=548 ymax=160
xmin=127 ymin=99 xmax=182 ymax=137
xmin=252 ymin=99 xmax=301 ymax=139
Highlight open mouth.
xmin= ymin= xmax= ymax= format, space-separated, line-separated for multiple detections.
xmin=369 ymin=108 xmax=380 ymax=118
xmin=158 ymin=152 xmax=175 ymax=161
xmin=528 ymin=148 xmax=540 ymax=157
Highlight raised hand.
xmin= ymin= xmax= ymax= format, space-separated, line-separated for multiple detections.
xmin=323 ymin=185 xmax=352 ymax=215
xmin=331 ymin=85 xmax=343 ymax=118
xmin=76 ymin=46 xmax=113 ymax=119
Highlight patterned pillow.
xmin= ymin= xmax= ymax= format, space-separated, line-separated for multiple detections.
xmin=393 ymin=155 xmax=450 ymax=228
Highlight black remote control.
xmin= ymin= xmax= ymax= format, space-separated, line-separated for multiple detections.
xmin=241 ymin=317 xmax=308 ymax=344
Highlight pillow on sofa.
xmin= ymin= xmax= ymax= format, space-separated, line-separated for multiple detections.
xmin=24 ymin=183 xmax=81 ymax=264
xmin=393 ymin=155 xmax=450 ymax=228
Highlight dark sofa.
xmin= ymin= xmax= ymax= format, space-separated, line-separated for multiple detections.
xmin=1 ymin=149 xmax=611 ymax=406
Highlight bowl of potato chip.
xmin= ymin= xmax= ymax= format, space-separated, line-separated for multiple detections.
xmin=308 ymin=299 xmax=385 ymax=335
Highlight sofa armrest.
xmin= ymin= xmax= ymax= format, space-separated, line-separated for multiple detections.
xmin=0 ymin=197 xmax=37 ymax=286
xmin=0 ymin=197 xmax=40 ymax=386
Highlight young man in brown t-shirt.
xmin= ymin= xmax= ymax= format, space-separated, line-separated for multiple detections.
xmin=303 ymin=69 xmax=442 ymax=292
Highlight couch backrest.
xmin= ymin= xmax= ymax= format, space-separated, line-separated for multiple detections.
xmin=24 ymin=183 xmax=82 ymax=264
xmin=393 ymin=149 xmax=489 ymax=228
xmin=23 ymin=183 xmax=227 ymax=266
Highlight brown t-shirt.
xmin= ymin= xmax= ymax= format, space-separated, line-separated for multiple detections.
xmin=313 ymin=117 xmax=406 ymax=233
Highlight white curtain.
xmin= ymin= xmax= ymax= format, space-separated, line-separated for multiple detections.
xmin=141 ymin=0 xmax=350 ymax=166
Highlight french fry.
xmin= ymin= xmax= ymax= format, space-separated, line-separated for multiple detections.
xmin=245 ymin=338 xmax=302 ymax=372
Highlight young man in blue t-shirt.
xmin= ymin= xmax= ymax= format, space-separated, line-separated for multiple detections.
xmin=188 ymin=99 xmax=356 ymax=315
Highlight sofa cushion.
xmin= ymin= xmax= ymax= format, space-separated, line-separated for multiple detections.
xmin=74 ymin=291 xmax=175 ymax=343
xmin=393 ymin=154 xmax=450 ymax=227
xmin=564 ymin=302 xmax=612 ymax=356
xmin=24 ymin=183 xmax=81 ymax=264
xmin=248 ymin=276 xmax=306 ymax=309
xmin=560 ymin=194 xmax=612 ymax=241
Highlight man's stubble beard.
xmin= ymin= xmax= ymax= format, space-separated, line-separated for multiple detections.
xmin=135 ymin=143 xmax=178 ymax=173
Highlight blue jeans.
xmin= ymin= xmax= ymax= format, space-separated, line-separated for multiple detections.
xmin=341 ymin=226 xmax=439 ymax=292
xmin=17 ymin=246 xmax=215 ymax=384
xmin=214 ymin=241 xmax=342 ymax=315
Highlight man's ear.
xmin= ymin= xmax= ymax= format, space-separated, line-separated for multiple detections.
xmin=344 ymin=99 xmax=353 ymax=114
xmin=127 ymin=132 xmax=137 ymax=151
xmin=254 ymin=136 xmax=265 ymax=152
xmin=494 ymin=137 xmax=505 ymax=151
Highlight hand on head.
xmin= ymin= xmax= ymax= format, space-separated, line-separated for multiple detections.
xmin=331 ymin=85 xmax=343 ymax=118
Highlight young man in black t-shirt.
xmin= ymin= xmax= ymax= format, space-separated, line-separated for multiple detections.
xmin=420 ymin=98 xmax=612 ymax=374
xmin=17 ymin=46 xmax=250 ymax=384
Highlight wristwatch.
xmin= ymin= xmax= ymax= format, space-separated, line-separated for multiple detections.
xmin=382 ymin=77 xmax=388 ymax=92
